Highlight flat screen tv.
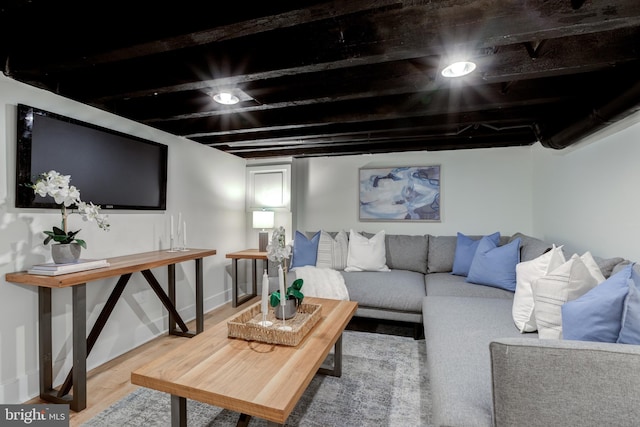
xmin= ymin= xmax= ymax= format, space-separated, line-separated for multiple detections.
xmin=16 ymin=104 xmax=168 ymax=210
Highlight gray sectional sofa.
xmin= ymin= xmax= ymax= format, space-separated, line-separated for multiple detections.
xmin=283 ymin=231 xmax=640 ymax=426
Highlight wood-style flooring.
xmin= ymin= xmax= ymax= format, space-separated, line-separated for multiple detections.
xmin=26 ymin=296 xmax=261 ymax=426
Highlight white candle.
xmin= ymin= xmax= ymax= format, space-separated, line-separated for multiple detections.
xmin=170 ymin=215 xmax=174 ymax=237
xmin=278 ymin=264 xmax=286 ymax=307
xmin=183 ymin=221 xmax=187 ymax=248
xmin=178 ymin=212 xmax=182 ymax=235
xmin=261 ymin=270 xmax=269 ymax=315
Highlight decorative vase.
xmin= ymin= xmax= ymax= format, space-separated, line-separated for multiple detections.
xmin=274 ymin=297 xmax=298 ymax=320
xmin=51 ymin=243 xmax=82 ymax=264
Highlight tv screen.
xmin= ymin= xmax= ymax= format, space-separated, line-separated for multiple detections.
xmin=16 ymin=104 xmax=168 ymax=210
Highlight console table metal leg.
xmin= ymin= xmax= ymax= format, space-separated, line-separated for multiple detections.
xmin=141 ymin=269 xmax=191 ymax=335
xmin=71 ymin=284 xmax=87 ymax=411
xmin=168 ymin=263 xmax=176 ymax=333
xmin=38 ymin=287 xmax=53 ymax=401
xmin=195 ymin=258 xmax=204 ymax=333
xmin=38 ymin=285 xmax=88 ymax=411
xmin=59 ymin=274 xmax=132 ymax=397
xmin=232 ymin=258 xmax=239 ymax=307
xmin=170 ymin=395 xmax=187 ymax=427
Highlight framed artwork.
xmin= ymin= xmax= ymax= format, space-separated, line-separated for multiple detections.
xmin=359 ymin=165 xmax=441 ymax=222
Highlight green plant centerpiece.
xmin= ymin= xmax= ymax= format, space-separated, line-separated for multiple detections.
xmin=27 ymin=170 xmax=110 ymax=262
xmin=265 ymin=226 xmax=304 ymax=318
xmin=270 ymin=278 xmax=304 ymax=308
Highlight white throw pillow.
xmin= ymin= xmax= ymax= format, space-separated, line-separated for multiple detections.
xmin=315 ymin=230 xmax=349 ymax=270
xmin=512 ymin=244 xmax=566 ymax=333
xmin=532 ymin=252 xmax=604 ymax=339
xmin=344 ymin=230 xmax=390 ymax=272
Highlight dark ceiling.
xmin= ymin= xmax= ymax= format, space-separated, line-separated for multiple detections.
xmin=2 ymin=0 xmax=640 ymax=159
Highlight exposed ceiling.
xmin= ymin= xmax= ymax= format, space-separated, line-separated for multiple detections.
xmin=2 ymin=0 xmax=640 ymax=159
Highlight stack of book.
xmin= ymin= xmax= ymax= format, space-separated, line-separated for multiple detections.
xmin=28 ymin=259 xmax=110 ymax=276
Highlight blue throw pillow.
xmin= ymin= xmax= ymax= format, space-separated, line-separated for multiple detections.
xmin=451 ymin=231 xmax=500 ymax=276
xmin=290 ymin=231 xmax=321 ymax=270
xmin=466 ymin=236 xmax=520 ymax=291
xmin=562 ymin=263 xmax=633 ymax=342
xmin=618 ymin=266 xmax=640 ymax=344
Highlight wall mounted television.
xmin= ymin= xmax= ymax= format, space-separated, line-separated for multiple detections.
xmin=15 ymin=104 xmax=168 ymax=210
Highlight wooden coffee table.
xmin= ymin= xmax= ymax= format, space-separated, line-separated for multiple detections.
xmin=131 ymin=297 xmax=358 ymax=426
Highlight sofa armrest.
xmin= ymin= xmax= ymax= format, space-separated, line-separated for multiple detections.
xmin=490 ymin=338 xmax=640 ymax=427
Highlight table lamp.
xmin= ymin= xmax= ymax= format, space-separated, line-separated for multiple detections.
xmin=253 ymin=210 xmax=275 ymax=251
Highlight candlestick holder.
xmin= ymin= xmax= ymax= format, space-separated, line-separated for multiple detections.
xmin=257 ymin=313 xmax=273 ymax=327
xmin=167 ymin=236 xmax=178 ymax=252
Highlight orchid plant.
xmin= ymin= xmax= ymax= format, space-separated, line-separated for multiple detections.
xmin=28 ymin=170 xmax=110 ymax=248
xmin=265 ymin=226 xmax=304 ymax=307
xmin=265 ymin=226 xmax=291 ymax=264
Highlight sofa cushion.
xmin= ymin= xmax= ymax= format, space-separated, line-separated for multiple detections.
xmin=341 ymin=270 xmax=424 ymax=313
xmin=315 ymin=230 xmax=348 ymax=270
xmin=508 ymin=232 xmax=553 ymax=262
xmin=362 ymin=232 xmax=428 ymax=274
xmin=467 ymin=237 xmax=521 ymax=291
xmin=427 ymin=235 xmax=457 ymax=273
xmin=423 ymin=296 xmax=536 ymax=427
xmin=452 ymin=231 xmax=500 ymax=276
xmin=532 ymin=252 xmax=604 ymax=340
xmin=425 ymin=273 xmax=514 ymax=299
xmin=345 ymin=230 xmax=390 ymax=272
xmin=562 ymin=263 xmax=633 ymax=342
xmin=290 ymin=230 xmax=320 ymax=269
xmin=512 ymin=244 xmax=566 ymax=333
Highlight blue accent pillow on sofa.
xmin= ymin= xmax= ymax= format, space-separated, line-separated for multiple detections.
xmin=618 ymin=266 xmax=640 ymax=344
xmin=562 ymin=263 xmax=633 ymax=342
xmin=452 ymin=231 xmax=500 ymax=276
xmin=290 ymin=231 xmax=321 ymax=270
xmin=466 ymin=236 xmax=521 ymax=291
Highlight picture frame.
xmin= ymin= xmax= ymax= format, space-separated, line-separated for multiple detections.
xmin=359 ymin=165 xmax=441 ymax=222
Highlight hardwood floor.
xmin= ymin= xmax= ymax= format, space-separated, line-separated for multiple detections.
xmin=26 ymin=296 xmax=261 ymax=426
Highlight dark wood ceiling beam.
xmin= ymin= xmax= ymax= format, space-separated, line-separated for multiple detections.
xmin=6 ymin=0 xmax=404 ymax=73
xmin=169 ymin=89 xmax=571 ymax=138
xmin=71 ymin=0 xmax=640 ymax=103
xmin=224 ymin=128 xmax=536 ymax=158
xmin=200 ymin=107 xmax=539 ymax=142
xmin=202 ymin=121 xmax=536 ymax=149
xmin=131 ymin=32 xmax=638 ymax=124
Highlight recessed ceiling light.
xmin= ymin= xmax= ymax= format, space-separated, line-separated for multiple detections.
xmin=441 ymin=61 xmax=477 ymax=78
xmin=213 ymin=91 xmax=239 ymax=105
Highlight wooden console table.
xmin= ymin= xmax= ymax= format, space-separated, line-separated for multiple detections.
xmin=5 ymin=248 xmax=217 ymax=412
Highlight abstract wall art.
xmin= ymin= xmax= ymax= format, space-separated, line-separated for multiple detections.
xmin=359 ymin=165 xmax=441 ymax=222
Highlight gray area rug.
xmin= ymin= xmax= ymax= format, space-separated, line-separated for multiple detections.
xmin=83 ymin=330 xmax=431 ymax=426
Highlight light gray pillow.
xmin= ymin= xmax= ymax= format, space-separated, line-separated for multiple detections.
xmin=509 ymin=232 xmax=553 ymax=262
xmin=362 ymin=232 xmax=428 ymax=274
xmin=427 ymin=235 xmax=457 ymax=273
xmin=593 ymin=256 xmax=625 ymax=278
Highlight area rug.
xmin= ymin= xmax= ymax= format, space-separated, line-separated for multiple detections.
xmin=82 ymin=330 xmax=432 ymax=426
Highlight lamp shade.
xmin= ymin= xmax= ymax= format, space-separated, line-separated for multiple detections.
xmin=253 ymin=210 xmax=275 ymax=229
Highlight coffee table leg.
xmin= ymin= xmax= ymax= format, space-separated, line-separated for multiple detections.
xmin=171 ymin=395 xmax=187 ymax=427
xmin=318 ymin=333 xmax=343 ymax=377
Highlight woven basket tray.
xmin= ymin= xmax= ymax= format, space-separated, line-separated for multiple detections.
xmin=227 ymin=301 xmax=322 ymax=346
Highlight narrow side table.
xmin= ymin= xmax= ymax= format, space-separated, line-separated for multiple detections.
xmin=225 ymin=249 xmax=268 ymax=307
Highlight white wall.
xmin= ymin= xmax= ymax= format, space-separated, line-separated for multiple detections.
xmin=532 ymin=110 xmax=640 ymax=261
xmin=292 ymin=147 xmax=534 ymax=237
xmin=0 ymin=75 xmax=246 ymax=403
